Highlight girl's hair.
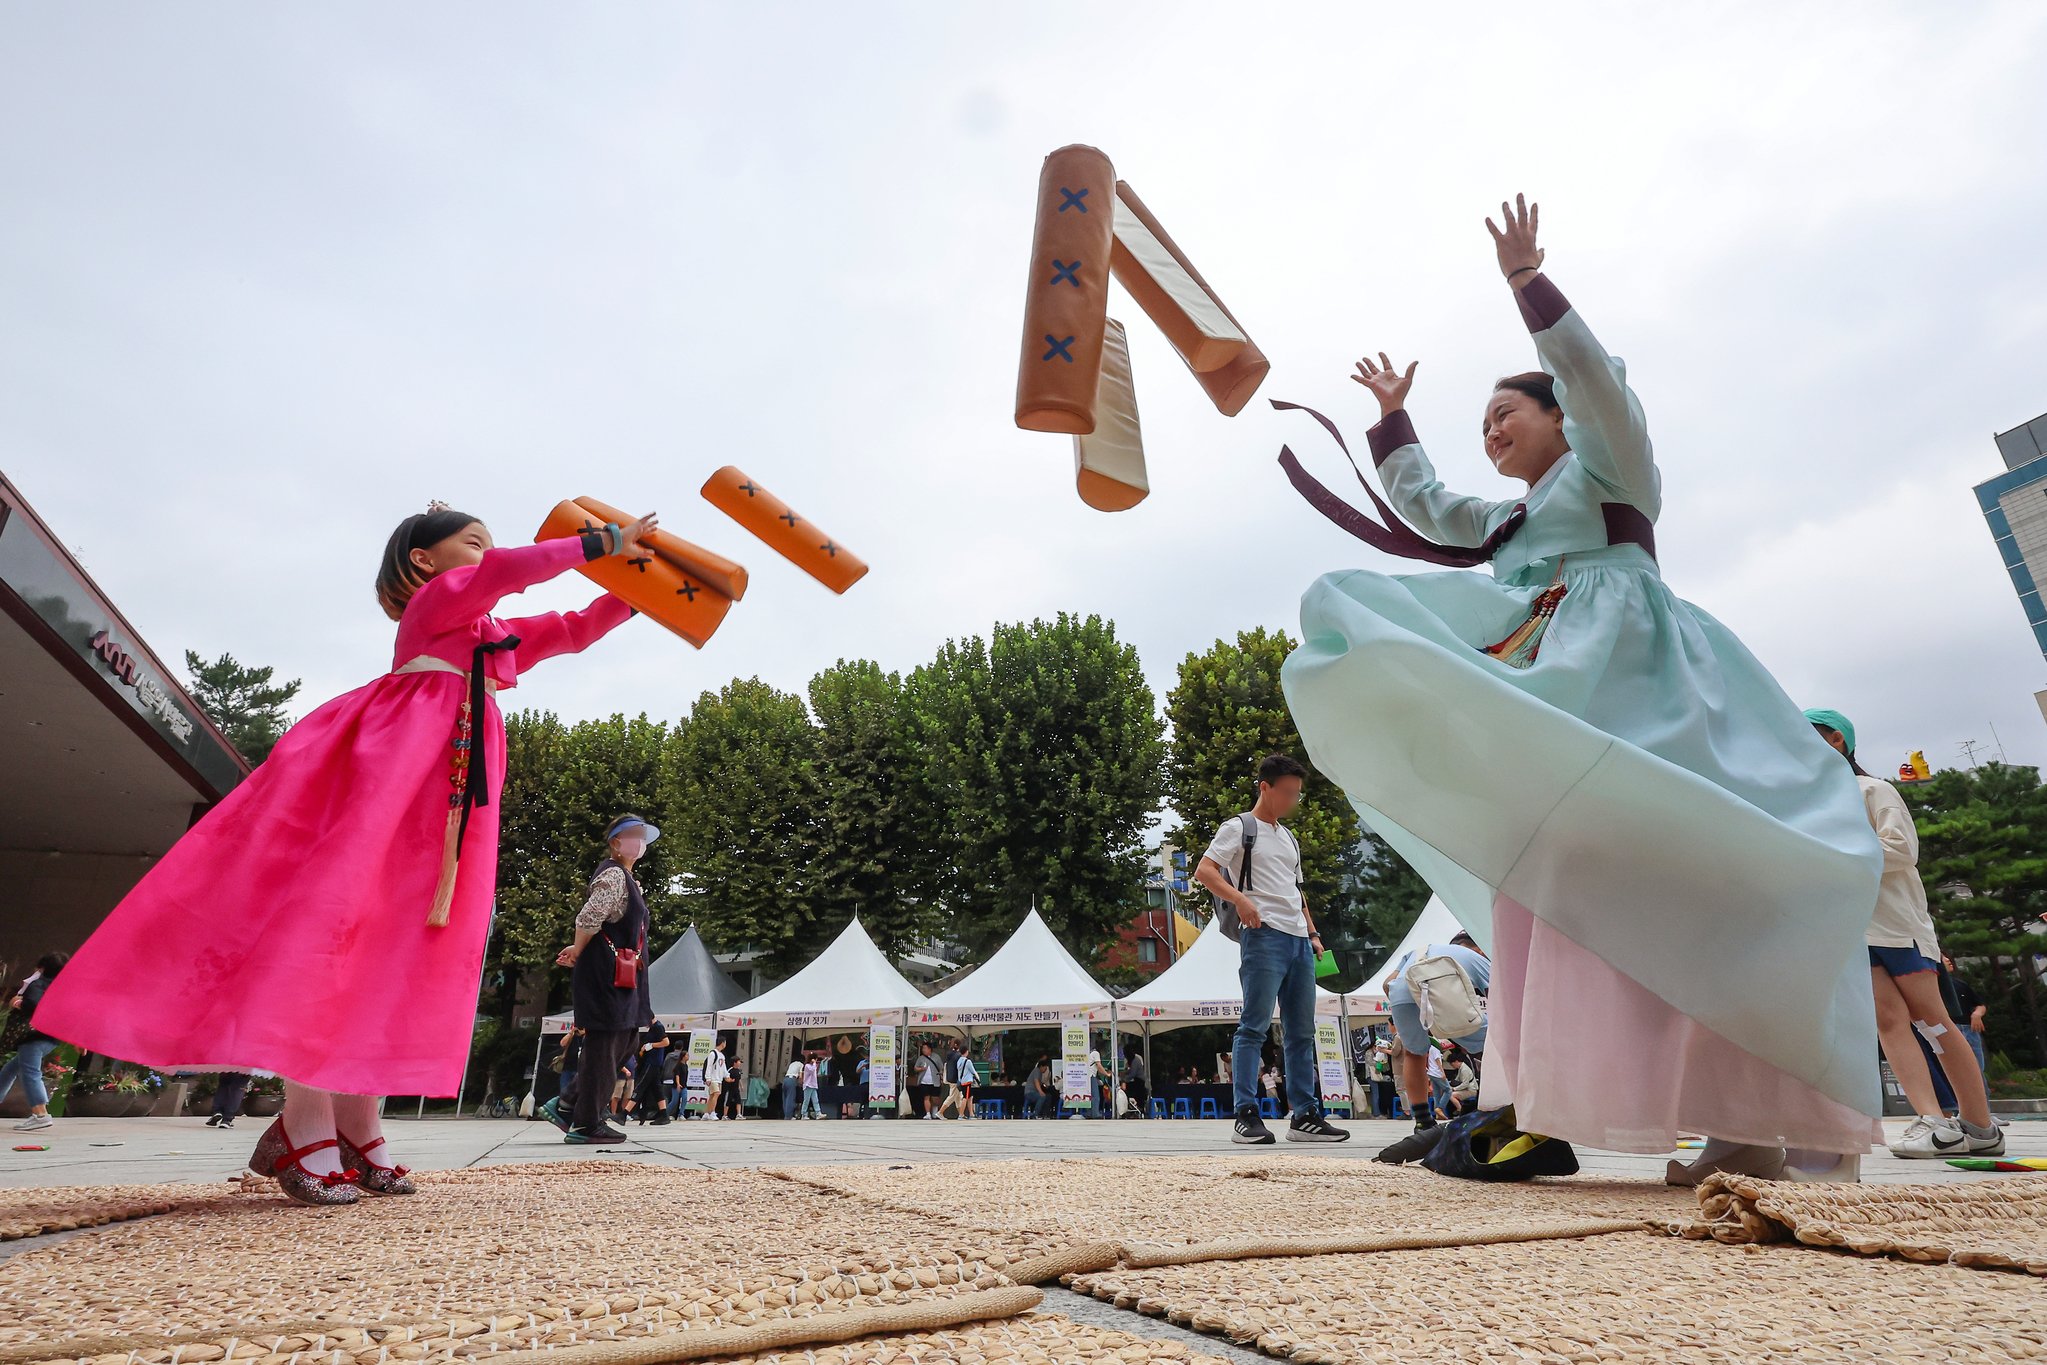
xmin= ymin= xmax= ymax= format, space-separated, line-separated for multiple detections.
xmin=1493 ymin=371 xmax=1561 ymax=412
xmin=35 ymin=951 xmax=69 ymax=976
xmin=376 ymin=505 xmax=481 ymax=621
xmin=1810 ymin=723 xmax=1872 ymax=778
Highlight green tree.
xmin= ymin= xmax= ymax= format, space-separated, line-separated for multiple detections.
xmin=664 ymin=678 xmax=821 ymax=971
xmin=809 ymin=659 xmax=943 ymax=960
xmin=1900 ymin=762 xmax=2047 ymax=1068
xmin=183 ymin=650 xmax=301 ymax=764
xmin=1162 ymin=627 xmax=1425 ymax=974
xmin=908 ymin=613 xmax=1164 ymax=960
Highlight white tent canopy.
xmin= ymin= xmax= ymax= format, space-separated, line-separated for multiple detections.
xmin=723 ymin=916 xmax=929 ymax=1030
xmin=916 ymin=908 xmax=1112 ymax=1028
xmin=1115 ymin=915 xmax=1349 ymax=1033
xmin=1345 ymin=896 xmax=1465 ymax=1011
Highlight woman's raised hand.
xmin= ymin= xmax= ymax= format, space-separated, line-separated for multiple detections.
xmin=1351 ymin=352 xmax=1418 ymax=417
xmin=1486 ymin=192 xmax=1544 ymax=286
xmin=612 ymin=512 xmax=660 ymax=555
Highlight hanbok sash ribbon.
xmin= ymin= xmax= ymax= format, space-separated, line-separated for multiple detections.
xmin=424 ymin=632 xmax=520 ymax=927
xmin=1273 ymin=399 xmax=1525 ymax=568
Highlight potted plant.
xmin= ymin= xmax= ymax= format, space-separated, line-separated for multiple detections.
xmin=68 ymin=1068 xmax=158 ymax=1117
xmin=243 ymin=1075 xmax=286 ymax=1116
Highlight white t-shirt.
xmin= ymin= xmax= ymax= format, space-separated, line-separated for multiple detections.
xmin=1426 ymin=1046 xmax=1445 ymax=1080
xmin=1203 ymin=815 xmax=1308 ymax=937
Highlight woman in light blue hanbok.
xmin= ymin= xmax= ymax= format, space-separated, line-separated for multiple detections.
xmin=1279 ymin=197 xmax=1883 ymax=1178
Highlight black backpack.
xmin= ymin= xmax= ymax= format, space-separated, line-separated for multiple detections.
xmin=1213 ymin=813 xmax=1301 ymax=943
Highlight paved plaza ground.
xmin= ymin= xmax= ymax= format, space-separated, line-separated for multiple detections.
xmin=5 ymin=1111 xmax=2041 ymax=1191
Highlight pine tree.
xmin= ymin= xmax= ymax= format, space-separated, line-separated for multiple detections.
xmin=182 ymin=651 xmax=301 ymax=764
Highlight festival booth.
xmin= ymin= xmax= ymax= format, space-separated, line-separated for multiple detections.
xmin=721 ymin=917 xmax=930 ymax=1117
xmin=1114 ymin=916 xmax=1358 ymax=1118
xmin=913 ymin=907 xmax=1115 ymax=1118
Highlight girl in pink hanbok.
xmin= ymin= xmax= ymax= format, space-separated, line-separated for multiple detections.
xmin=35 ymin=503 xmax=653 ymax=1204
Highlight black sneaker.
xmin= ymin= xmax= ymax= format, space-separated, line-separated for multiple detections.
xmin=650 ymin=1112 xmax=672 ymax=1127
xmin=565 ymin=1126 xmax=625 ymax=1146
xmin=1287 ymin=1111 xmax=1351 ymax=1143
xmin=205 ymin=1114 xmax=222 ymax=1127
xmin=1232 ymin=1105 xmax=1275 ymax=1145
xmin=1374 ymin=1123 xmax=1445 ymax=1165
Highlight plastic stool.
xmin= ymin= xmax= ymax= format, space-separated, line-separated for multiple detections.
xmin=1172 ymin=1098 xmax=1192 ymax=1120
xmin=1199 ymin=1097 xmax=1221 ymax=1120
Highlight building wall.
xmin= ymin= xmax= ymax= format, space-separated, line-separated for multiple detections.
xmin=1101 ymin=909 xmax=1177 ymax=976
xmin=0 ymin=850 xmax=155 ymax=979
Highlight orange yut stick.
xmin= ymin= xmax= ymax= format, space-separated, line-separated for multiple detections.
xmin=534 ymin=500 xmax=737 ymax=648
xmin=571 ymin=495 xmax=748 ymax=601
xmin=700 ymin=467 xmax=869 ymax=594
xmin=1014 ymin=143 xmax=1116 ymax=435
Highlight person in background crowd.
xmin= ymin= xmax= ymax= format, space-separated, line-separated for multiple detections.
xmin=718 ymin=1051 xmax=744 ymax=1121
xmin=1259 ymin=1063 xmax=1282 ymax=1111
xmin=1426 ymin=1043 xmax=1450 ymax=1119
xmin=800 ymin=1051 xmax=823 ymax=1119
xmin=556 ymin=816 xmax=658 ymax=1147
xmin=1029 ymin=1055 xmax=1057 ymax=1118
xmin=1804 ymin=711 xmax=2000 ymax=1165
xmin=1445 ymin=1049 xmax=1481 ymax=1117
xmin=1195 ymin=754 xmax=1349 ymax=1145
xmin=611 ymin=1050 xmax=636 ymax=1121
xmin=1370 ymin=1039 xmax=1398 ymax=1119
xmin=1124 ymin=1046 xmax=1150 ymax=1116
xmin=829 ymin=1035 xmax=861 ymax=1118
xmin=914 ymin=1041 xmax=943 ymax=1119
xmin=941 ymin=1041 xmax=976 ymax=1119
xmin=1 ymin=953 xmax=68 ymax=1133
xmin=541 ymin=1028 xmax=583 ymax=1132
xmin=633 ymin=1020 xmax=671 ymax=1125
xmin=1942 ymin=954 xmax=1994 ymax=1111
xmin=703 ymin=1037 xmax=731 ymax=1121
xmin=208 ymin=1071 xmax=252 ymax=1129
xmin=782 ymin=1054 xmax=802 ymax=1120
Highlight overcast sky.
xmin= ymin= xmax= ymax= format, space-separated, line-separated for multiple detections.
xmin=5 ymin=4 xmax=2046 ymax=784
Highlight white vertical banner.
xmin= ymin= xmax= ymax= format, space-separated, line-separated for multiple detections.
xmin=684 ymin=1030 xmax=714 ymax=1115
xmin=1314 ymin=1019 xmax=1352 ymax=1115
xmin=1060 ymin=1016 xmax=1091 ymax=1111
xmin=867 ymin=1024 xmax=898 ymax=1110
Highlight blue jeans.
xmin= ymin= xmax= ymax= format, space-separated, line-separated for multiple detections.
xmin=0 ymin=1039 xmax=57 ymax=1109
xmin=801 ymin=1085 xmax=821 ymax=1117
xmin=1234 ymin=928 xmax=1318 ymax=1118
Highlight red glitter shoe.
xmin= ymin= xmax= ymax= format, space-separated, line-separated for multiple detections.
xmin=338 ymin=1132 xmax=417 ymax=1195
xmin=248 ymin=1117 xmax=360 ymax=1206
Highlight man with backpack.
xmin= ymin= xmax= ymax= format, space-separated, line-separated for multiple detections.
xmin=1193 ymin=753 xmax=1349 ymax=1146
xmin=1376 ymin=930 xmax=1490 ymax=1163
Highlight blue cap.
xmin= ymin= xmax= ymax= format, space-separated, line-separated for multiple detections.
xmin=604 ymin=815 xmax=661 ymax=845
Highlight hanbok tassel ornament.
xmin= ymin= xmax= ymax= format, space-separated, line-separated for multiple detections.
xmin=426 ymin=635 xmax=519 ymax=927
xmin=1481 ymin=576 xmax=1567 ymax=669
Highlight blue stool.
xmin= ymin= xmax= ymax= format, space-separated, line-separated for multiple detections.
xmin=1258 ymin=1097 xmax=1279 ymax=1119
xmin=978 ymin=1099 xmax=1006 ymax=1119
xmin=1172 ymin=1098 xmax=1192 ymax=1120
xmin=1149 ymin=1098 xmax=1168 ymax=1120
xmin=1199 ymin=1097 xmax=1221 ymax=1120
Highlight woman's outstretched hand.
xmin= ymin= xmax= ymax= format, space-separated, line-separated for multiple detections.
xmin=1351 ymin=352 xmax=1418 ymax=417
xmin=1486 ymin=193 xmax=1544 ymax=288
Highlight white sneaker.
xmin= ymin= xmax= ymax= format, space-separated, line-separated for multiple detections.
xmin=1888 ymin=1116 xmax=1969 ymax=1159
xmin=1964 ymin=1122 xmax=2006 ymax=1156
xmin=13 ymin=1114 xmax=52 ymax=1131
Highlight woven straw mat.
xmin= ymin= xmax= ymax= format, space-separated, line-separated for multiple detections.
xmin=1684 ymin=1170 xmax=2047 ymax=1275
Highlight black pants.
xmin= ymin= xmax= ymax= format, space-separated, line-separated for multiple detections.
xmin=212 ymin=1072 xmax=250 ymax=1119
xmin=570 ymin=1029 xmax=635 ymax=1134
xmin=718 ymin=1078 xmax=741 ymax=1119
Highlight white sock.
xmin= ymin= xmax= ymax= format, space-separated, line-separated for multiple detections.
xmin=332 ymin=1093 xmax=388 ymax=1165
xmin=281 ymin=1082 xmax=345 ymax=1178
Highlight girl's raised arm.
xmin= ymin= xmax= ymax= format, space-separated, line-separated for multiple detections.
xmin=407 ymin=512 xmax=658 ymax=635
